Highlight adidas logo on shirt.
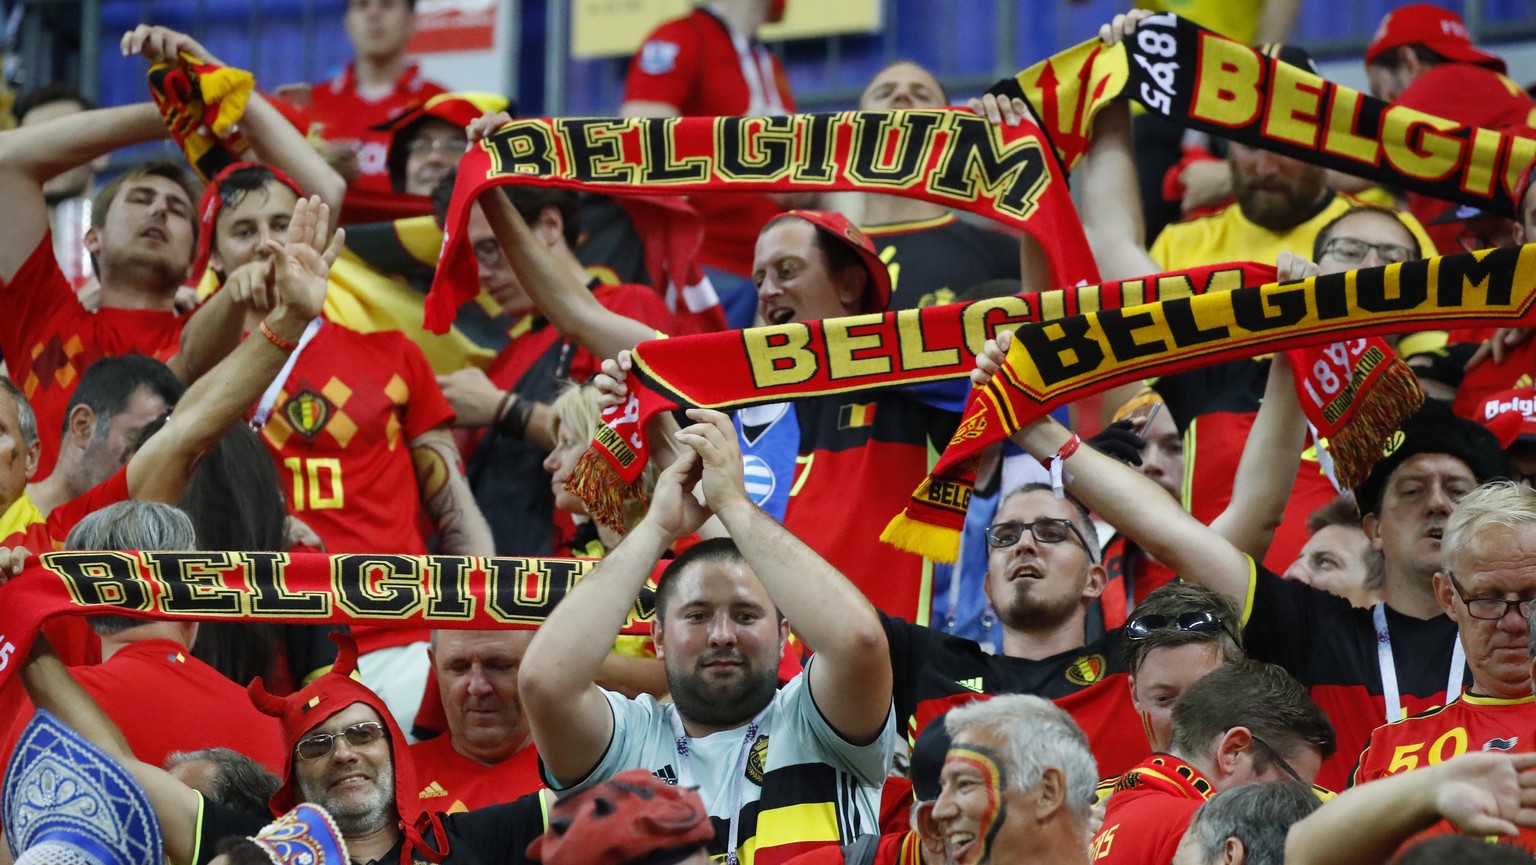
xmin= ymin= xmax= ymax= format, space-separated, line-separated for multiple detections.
xmin=419 ymin=781 xmax=447 ymax=798
xmin=654 ymin=765 xmax=679 ymax=785
xmin=956 ymin=677 xmax=984 ymax=693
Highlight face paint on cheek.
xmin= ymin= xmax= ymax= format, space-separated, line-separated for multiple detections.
xmin=950 ymin=746 xmax=1009 ymax=865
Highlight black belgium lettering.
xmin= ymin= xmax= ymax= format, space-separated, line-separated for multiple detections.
xmin=849 ymin=112 xmax=941 ymax=185
xmin=1355 ymin=262 xmax=1428 ymax=312
xmin=719 ymin=116 xmax=795 ymax=179
xmin=1311 ymin=272 xmax=1351 ymax=321
xmin=247 ymin=552 xmax=329 ymax=616
xmin=1161 ymin=296 xmax=1231 ymax=345
xmin=1014 ymin=318 xmax=1106 ymax=386
xmin=47 ymin=552 xmax=151 ymax=611
xmin=1097 ymin=308 xmax=1169 ymax=362
xmin=427 ymin=557 xmax=475 ymax=619
xmin=794 ymin=114 xmax=838 ymax=182
xmin=334 ymin=555 xmax=423 ymax=617
xmin=928 ymin=115 xmax=1047 ymax=214
xmin=1435 ymin=248 xmax=1516 ymax=308
xmin=484 ymin=126 xmax=557 ymax=177
xmin=486 ymin=558 xmax=584 ymax=624
xmin=150 ymin=552 xmax=241 ymax=615
xmin=641 ymin=119 xmax=708 ymax=183
xmin=1231 ymin=283 xmax=1309 ymax=332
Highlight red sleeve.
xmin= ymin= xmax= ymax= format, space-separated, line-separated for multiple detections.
xmin=396 ymin=335 xmax=455 ymax=440
xmin=0 ymin=233 xmax=81 ymax=374
xmin=623 ymin=17 xmax=702 ymax=111
xmin=42 ymin=466 xmax=131 ymax=549
xmin=594 ymin=283 xmax=677 ymax=333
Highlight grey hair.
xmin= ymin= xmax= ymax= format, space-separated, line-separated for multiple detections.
xmin=68 ymin=501 xmax=198 ymax=637
xmin=0 ymin=378 xmax=39 ymax=446
xmin=1182 ymin=782 xmax=1318 ymax=865
xmin=1443 ymin=481 xmax=1536 ymax=575
xmin=943 ymin=694 xmax=1098 ymax=823
xmin=164 ymin=747 xmax=281 ymax=818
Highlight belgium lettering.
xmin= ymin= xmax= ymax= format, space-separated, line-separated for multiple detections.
xmin=35 ymin=551 xmax=658 ymax=632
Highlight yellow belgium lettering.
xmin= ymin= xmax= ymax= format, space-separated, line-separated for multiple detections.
xmin=824 ymin=314 xmax=891 ymax=380
xmin=745 ymin=325 xmax=817 ymax=387
xmin=1189 ymin=35 xmax=1262 ymax=126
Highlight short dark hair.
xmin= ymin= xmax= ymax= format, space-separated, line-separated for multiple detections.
xmin=998 ymin=482 xmax=1098 ymax=563
xmin=1311 ymin=204 xmax=1420 ymax=262
xmin=501 ymin=186 xmax=582 ymax=249
xmin=166 ymin=747 xmax=281 ymax=817
xmin=1183 ymin=782 xmax=1318 ymax=865
xmin=64 ymin=354 xmax=184 ymax=438
xmin=1171 ymin=660 xmax=1337 ymax=767
xmin=654 ymin=537 xmax=746 ymax=621
xmin=15 ymin=82 xmax=95 ymax=124
xmin=214 ymin=837 xmax=273 ymax=865
xmin=1305 ymin=495 xmax=1360 ymax=534
xmin=206 ymin=164 xmax=287 ymax=247
xmin=1123 ymin=582 xmax=1244 ymax=676
xmin=92 ymin=160 xmax=202 ymax=244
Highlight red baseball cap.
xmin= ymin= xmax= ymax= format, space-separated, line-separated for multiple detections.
xmin=1366 ymin=4 xmax=1505 ymax=73
xmin=1478 ymin=387 xmax=1536 ymax=448
xmin=774 ymin=209 xmax=893 ymax=313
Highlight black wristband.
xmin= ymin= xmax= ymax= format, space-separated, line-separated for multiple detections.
xmin=496 ymin=393 xmax=535 ymax=439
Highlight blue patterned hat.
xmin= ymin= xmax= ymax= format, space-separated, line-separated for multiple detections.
xmin=3 ymin=710 xmax=163 ymax=865
xmin=249 ymin=804 xmax=350 ymax=865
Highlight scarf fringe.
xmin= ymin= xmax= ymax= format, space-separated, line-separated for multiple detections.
xmin=880 ymin=512 xmax=962 ymax=563
xmin=569 ymin=447 xmax=647 ymax=534
xmin=1326 ymin=357 xmax=1425 ymax=489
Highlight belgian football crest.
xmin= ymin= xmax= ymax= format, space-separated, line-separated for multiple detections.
xmin=285 ymin=391 xmax=332 ymax=437
xmin=1065 ymin=653 xmax=1106 ymax=686
xmin=745 ymin=735 xmax=769 ymax=786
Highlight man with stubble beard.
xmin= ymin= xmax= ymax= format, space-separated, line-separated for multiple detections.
xmin=520 ymin=408 xmax=895 ymax=865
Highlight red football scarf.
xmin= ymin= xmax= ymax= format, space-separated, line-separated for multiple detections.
xmin=888 ymin=244 xmax=1536 ymax=559
xmin=1290 ymin=339 xmax=1423 ymax=488
xmin=427 ymin=109 xmax=1099 ymax=333
xmin=995 ymin=12 xmax=1536 ymax=216
xmin=146 ymin=52 xmax=254 ymax=183
xmin=0 ymin=552 xmax=660 ymax=694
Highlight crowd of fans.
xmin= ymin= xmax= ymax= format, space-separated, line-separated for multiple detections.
xmin=5 ymin=1 xmax=1536 ymax=864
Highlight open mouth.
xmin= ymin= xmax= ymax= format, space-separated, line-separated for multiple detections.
xmin=141 ymin=227 xmax=169 ymax=243
xmin=947 ymin=833 xmax=979 ymax=864
xmin=764 ymin=307 xmax=796 ymax=325
xmin=1007 ymin=563 xmax=1044 ymax=582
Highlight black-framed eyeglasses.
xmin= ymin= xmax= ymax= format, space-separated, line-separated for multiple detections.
xmin=1249 ymin=733 xmax=1305 ymax=785
xmin=294 ymin=722 xmax=386 ymax=761
xmin=985 ymin=518 xmax=1095 ymax=560
xmin=1124 ymin=610 xmax=1235 ymax=643
xmin=1319 ymin=237 xmax=1416 ymax=266
xmin=1446 ymin=572 xmax=1536 ymax=621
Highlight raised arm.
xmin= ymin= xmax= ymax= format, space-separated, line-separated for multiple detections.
xmin=129 ymin=196 xmax=340 ymax=503
xmin=519 ymin=451 xmax=711 ymax=784
xmin=0 ymin=103 xmax=167 ymax=281
xmin=408 ymin=426 xmax=496 ymax=555
xmin=1286 ymin=752 xmax=1536 ymax=865
xmin=1208 ymin=352 xmax=1306 ymax=559
xmin=677 ymin=409 xmax=892 ymax=744
xmin=977 ymin=333 xmax=1252 ymax=610
xmin=17 ymin=634 xmax=203 ymax=865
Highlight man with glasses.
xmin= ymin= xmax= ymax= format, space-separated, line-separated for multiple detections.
xmin=884 ymin=483 xmax=1219 ymax=778
xmin=1123 ymin=584 xmax=1245 ymax=754
xmin=1092 ymin=660 xmax=1334 ymax=865
xmin=1354 ymin=481 xmax=1536 ymax=788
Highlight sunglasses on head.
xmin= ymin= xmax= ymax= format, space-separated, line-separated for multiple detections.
xmin=294 ymin=721 xmax=386 ymax=760
xmin=1124 ymin=610 xmax=1234 ymax=643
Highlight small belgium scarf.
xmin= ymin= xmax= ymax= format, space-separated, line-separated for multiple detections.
xmin=573 ymin=245 xmax=1536 ymax=557
xmin=992 ymin=12 xmax=1535 ymax=217
xmin=0 ymin=551 xmax=660 ymax=694
xmin=427 ymin=109 xmax=1100 ymax=333
xmin=146 ymin=52 xmax=254 ymax=183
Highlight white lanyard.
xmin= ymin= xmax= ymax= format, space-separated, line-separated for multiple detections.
xmin=1373 ymin=603 xmax=1465 ymax=723
xmin=667 ymin=703 xmax=773 ymax=865
xmin=252 ymin=317 xmax=324 ymax=427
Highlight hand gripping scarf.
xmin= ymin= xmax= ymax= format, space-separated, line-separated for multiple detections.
xmin=991 ymin=12 xmax=1536 ymax=217
xmin=146 ymin=52 xmax=254 ymax=183
xmin=427 ymin=108 xmax=1100 ymax=333
xmin=570 ymin=245 xmax=1536 ymax=557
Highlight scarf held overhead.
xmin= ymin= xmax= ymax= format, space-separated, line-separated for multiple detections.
xmin=0 ymin=552 xmax=658 ymax=693
xmin=993 ymin=12 xmax=1536 ymax=217
xmin=427 ymin=109 xmax=1100 ymax=332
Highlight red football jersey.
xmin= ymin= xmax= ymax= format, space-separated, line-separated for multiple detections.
xmin=623 ymin=8 xmax=795 ymax=276
xmin=1354 ymin=693 xmax=1534 ymax=785
xmin=0 ymin=235 xmax=183 ymax=478
xmin=409 ymin=735 xmax=544 ymax=813
xmin=1091 ymin=754 xmax=1213 ymax=865
xmin=308 ymin=63 xmax=448 ymax=193
xmin=258 ymin=321 xmax=453 ymax=555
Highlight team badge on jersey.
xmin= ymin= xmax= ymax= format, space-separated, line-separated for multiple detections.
xmin=285 ymin=391 xmax=332 ymax=437
xmin=638 ymin=40 xmax=681 ymax=75
xmin=742 ymin=454 xmax=777 ymax=505
xmin=1065 ymin=654 xmax=1106 ymax=686
xmin=1484 ymin=737 xmax=1519 ymax=752
xmin=745 ymin=734 xmax=769 ymax=786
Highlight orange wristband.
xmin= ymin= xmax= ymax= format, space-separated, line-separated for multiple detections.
xmin=259 ymin=319 xmax=300 ymax=352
